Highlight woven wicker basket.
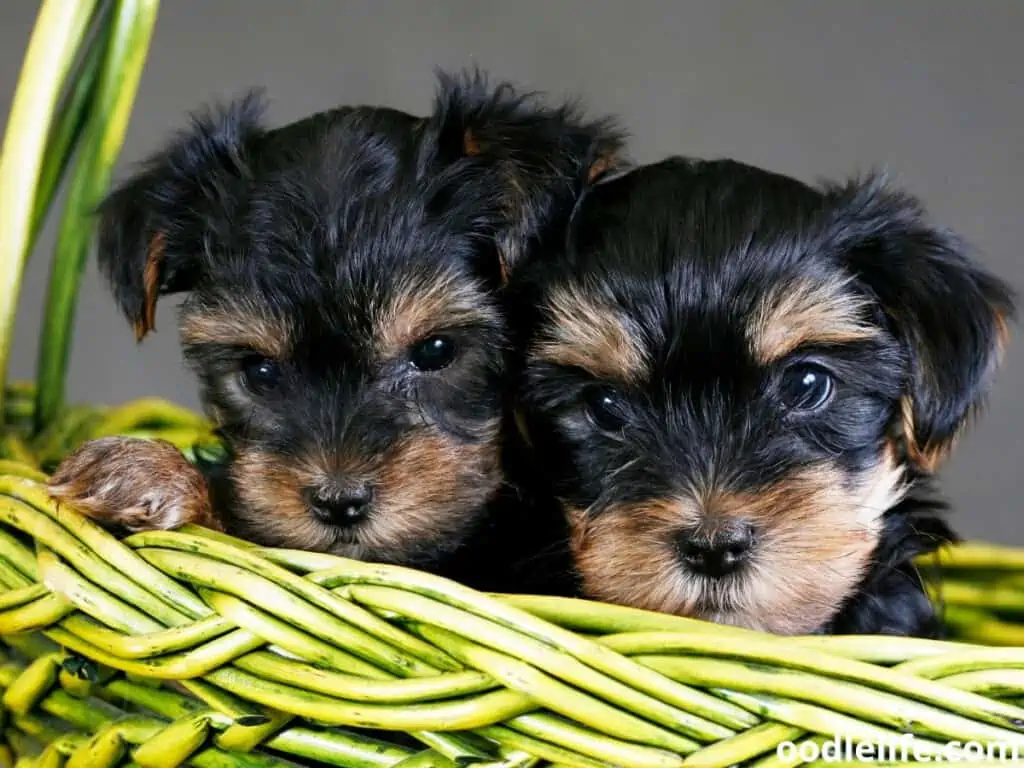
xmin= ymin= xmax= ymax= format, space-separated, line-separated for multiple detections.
xmin=0 ymin=392 xmax=1022 ymax=768
xmin=3 ymin=3 xmax=1023 ymax=766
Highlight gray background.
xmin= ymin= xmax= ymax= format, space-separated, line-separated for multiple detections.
xmin=2 ymin=1 xmax=1021 ymax=542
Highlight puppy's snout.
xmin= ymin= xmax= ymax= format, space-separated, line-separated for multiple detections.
xmin=305 ymin=480 xmax=374 ymax=527
xmin=676 ymin=521 xmax=754 ymax=578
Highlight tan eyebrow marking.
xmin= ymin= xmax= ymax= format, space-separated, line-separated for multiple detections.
xmin=180 ymin=297 xmax=293 ymax=358
xmin=749 ymin=276 xmax=879 ymax=364
xmin=377 ymin=269 xmax=499 ymax=358
xmin=530 ymin=284 xmax=650 ymax=383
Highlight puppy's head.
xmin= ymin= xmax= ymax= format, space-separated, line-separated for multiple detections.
xmin=514 ymin=158 xmax=1013 ymax=633
xmin=96 ymin=72 xmax=622 ymax=565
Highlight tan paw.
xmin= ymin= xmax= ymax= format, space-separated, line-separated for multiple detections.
xmin=48 ymin=437 xmax=220 ymax=532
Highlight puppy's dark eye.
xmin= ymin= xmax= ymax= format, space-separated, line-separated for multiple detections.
xmin=585 ymin=386 xmax=626 ymax=431
xmin=241 ymin=355 xmax=282 ymax=395
xmin=779 ymin=364 xmax=834 ymax=411
xmin=410 ymin=335 xmax=457 ymax=371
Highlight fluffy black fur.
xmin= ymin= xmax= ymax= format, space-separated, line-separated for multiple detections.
xmin=55 ymin=71 xmax=623 ymax=585
xmin=824 ymin=493 xmax=954 ymax=636
xmin=100 ymin=73 xmax=622 ymax=323
xmin=509 ymin=157 xmax=1014 ymax=636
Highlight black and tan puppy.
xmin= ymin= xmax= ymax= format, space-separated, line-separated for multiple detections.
xmin=50 ymin=72 xmax=622 ymax=582
xmin=511 ymin=157 xmax=1014 ymax=636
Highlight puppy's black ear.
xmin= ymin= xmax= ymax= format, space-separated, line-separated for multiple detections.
xmin=825 ymin=176 xmax=1015 ymax=472
xmin=97 ymin=92 xmax=265 ymax=340
xmin=428 ymin=70 xmax=625 ymax=281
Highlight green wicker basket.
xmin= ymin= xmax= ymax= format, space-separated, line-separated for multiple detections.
xmin=2 ymin=391 xmax=1024 ymax=768
xmin=4 ymin=3 xmax=1024 ymax=766
xmin=2 ymin=411 xmax=1024 ymax=768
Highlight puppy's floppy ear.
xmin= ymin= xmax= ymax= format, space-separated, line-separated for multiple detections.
xmin=97 ymin=92 xmax=265 ymax=340
xmin=824 ymin=175 xmax=1015 ymax=472
xmin=427 ymin=69 xmax=625 ymax=280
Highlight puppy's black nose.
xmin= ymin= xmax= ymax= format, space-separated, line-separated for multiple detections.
xmin=676 ymin=523 xmax=754 ymax=578
xmin=306 ymin=483 xmax=373 ymax=527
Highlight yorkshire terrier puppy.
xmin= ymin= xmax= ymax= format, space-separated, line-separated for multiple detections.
xmin=50 ymin=72 xmax=622 ymax=579
xmin=510 ymin=157 xmax=1014 ymax=636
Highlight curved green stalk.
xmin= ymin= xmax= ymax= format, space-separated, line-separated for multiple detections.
xmin=30 ymin=7 xmax=113 ymax=251
xmin=598 ymin=632 xmax=1024 ymax=731
xmin=0 ymin=0 xmax=99 ymax=419
xmin=634 ymin=655 xmax=1024 ymax=748
xmin=34 ymin=0 xmax=160 ymax=433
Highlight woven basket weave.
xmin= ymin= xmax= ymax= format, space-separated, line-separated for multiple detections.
xmin=0 ymin=394 xmax=1022 ymax=768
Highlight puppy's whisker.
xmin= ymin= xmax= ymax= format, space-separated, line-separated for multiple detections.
xmin=606 ymin=457 xmax=642 ymax=481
